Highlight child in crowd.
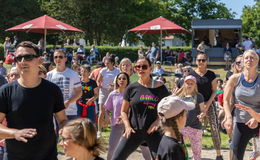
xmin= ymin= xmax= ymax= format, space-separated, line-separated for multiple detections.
xmin=157 ymin=95 xmax=195 ymax=160
xmin=176 ymin=75 xmax=206 ymax=160
xmin=104 ymin=72 xmax=130 ymax=160
xmin=76 ymin=65 xmax=99 ymax=123
xmin=60 ymin=118 xmax=104 ymax=160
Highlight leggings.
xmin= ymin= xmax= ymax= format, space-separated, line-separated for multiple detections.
xmin=207 ymin=103 xmax=221 ymax=152
xmin=111 ymin=129 xmax=162 ymax=160
xmin=107 ymin=124 xmax=151 ymax=160
xmin=230 ymin=122 xmax=260 ymax=160
xmin=180 ymin=126 xmax=203 ymax=160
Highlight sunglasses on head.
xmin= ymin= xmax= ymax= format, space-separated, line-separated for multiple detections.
xmin=54 ymin=56 xmax=64 ymax=59
xmin=14 ymin=54 xmax=39 ymax=62
xmin=134 ymin=64 xmax=148 ymax=70
xmin=196 ymin=59 xmax=207 ymax=63
xmin=183 ymin=70 xmax=190 ymax=72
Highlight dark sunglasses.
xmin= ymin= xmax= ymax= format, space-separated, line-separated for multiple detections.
xmin=183 ymin=70 xmax=190 ymax=72
xmin=134 ymin=65 xmax=148 ymax=70
xmin=235 ymin=61 xmax=241 ymax=65
xmin=196 ymin=59 xmax=207 ymax=63
xmin=54 ymin=56 xmax=64 ymax=59
xmin=118 ymin=77 xmax=126 ymax=80
xmin=14 ymin=54 xmax=39 ymax=62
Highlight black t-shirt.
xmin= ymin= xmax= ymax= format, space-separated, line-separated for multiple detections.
xmin=189 ymin=70 xmax=216 ymax=102
xmin=79 ymin=79 xmax=98 ymax=104
xmin=0 ymin=79 xmax=65 ymax=160
xmin=124 ymin=82 xmax=169 ymax=130
xmin=182 ymin=94 xmax=204 ymax=129
xmin=156 ymin=135 xmax=185 ymax=160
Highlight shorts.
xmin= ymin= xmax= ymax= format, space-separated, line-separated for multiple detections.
xmin=224 ymin=54 xmax=231 ymax=61
xmin=98 ymin=88 xmax=111 ymax=104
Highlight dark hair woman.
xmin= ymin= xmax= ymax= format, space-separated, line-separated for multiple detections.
xmin=111 ymin=57 xmax=170 ymax=160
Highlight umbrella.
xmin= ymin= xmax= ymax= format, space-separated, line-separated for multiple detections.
xmin=6 ymin=15 xmax=84 ymax=51
xmin=129 ymin=16 xmax=190 ymax=62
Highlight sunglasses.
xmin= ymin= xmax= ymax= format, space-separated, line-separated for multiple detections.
xmin=54 ymin=56 xmax=64 ymax=59
xmin=14 ymin=54 xmax=39 ymax=62
xmin=183 ymin=70 xmax=190 ymax=72
xmin=118 ymin=77 xmax=126 ymax=80
xmin=134 ymin=65 xmax=148 ymax=70
xmin=196 ymin=59 xmax=207 ymax=63
xmin=235 ymin=61 xmax=241 ymax=65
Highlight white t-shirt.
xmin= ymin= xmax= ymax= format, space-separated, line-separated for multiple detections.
xmin=47 ymin=68 xmax=81 ymax=116
xmin=242 ymin=40 xmax=253 ymax=51
xmin=100 ymin=67 xmax=120 ymax=89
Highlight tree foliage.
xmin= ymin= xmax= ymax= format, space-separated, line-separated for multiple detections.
xmin=0 ymin=0 xmax=235 ymax=46
xmin=241 ymin=1 xmax=260 ymax=46
xmin=0 ymin=0 xmax=43 ymax=43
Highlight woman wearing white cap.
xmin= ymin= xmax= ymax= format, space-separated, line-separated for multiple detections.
xmin=176 ymin=75 xmax=206 ymax=160
xmin=156 ymin=95 xmax=195 ymax=160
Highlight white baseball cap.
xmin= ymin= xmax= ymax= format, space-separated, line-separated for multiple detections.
xmin=157 ymin=95 xmax=195 ymax=119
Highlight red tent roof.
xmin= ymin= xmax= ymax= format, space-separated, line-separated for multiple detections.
xmin=129 ymin=16 xmax=189 ymax=34
xmin=6 ymin=15 xmax=83 ymax=33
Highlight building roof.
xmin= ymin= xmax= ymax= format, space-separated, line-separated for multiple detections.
xmin=191 ymin=19 xmax=242 ymax=29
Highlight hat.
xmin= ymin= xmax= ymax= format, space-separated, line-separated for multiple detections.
xmin=157 ymin=95 xmax=195 ymax=119
xmin=0 ymin=60 xmax=3 ymax=64
xmin=156 ymin=61 xmax=161 ymax=64
xmin=184 ymin=75 xmax=197 ymax=83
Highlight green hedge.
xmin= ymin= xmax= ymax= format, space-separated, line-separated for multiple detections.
xmin=0 ymin=44 xmax=191 ymax=62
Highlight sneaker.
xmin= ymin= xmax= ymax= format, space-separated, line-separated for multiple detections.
xmin=97 ymin=131 xmax=102 ymax=138
xmin=216 ymin=155 xmax=223 ymax=160
xmin=249 ymin=152 xmax=260 ymax=160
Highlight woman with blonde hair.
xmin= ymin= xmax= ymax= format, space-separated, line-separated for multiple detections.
xmin=118 ymin=58 xmax=132 ymax=77
xmin=226 ymin=55 xmax=243 ymax=81
xmin=60 ymin=118 xmax=104 ymax=160
xmin=175 ymin=75 xmax=206 ymax=160
xmin=223 ymin=50 xmax=260 ymax=160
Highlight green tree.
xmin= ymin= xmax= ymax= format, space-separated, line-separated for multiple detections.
xmin=0 ymin=0 xmax=43 ymax=43
xmin=241 ymin=1 xmax=260 ymax=46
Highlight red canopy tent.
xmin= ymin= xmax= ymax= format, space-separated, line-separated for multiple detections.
xmin=6 ymin=15 xmax=84 ymax=51
xmin=129 ymin=16 xmax=190 ymax=61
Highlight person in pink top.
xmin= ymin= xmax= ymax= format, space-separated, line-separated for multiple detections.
xmin=104 ymin=72 xmax=129 ymax=160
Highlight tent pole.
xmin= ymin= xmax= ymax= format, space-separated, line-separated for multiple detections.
xmin=160 ymin=29 xmax=162 ymax=62
xmin=44 ymin=29 xmax=47 ymax=52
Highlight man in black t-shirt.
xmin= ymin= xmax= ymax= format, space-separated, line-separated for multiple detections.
xmin=0 ymin=41 xmax=67 ymax=160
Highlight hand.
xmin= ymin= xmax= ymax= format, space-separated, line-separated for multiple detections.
xmin=147 ymin=119 xmax=159 ymax=134
xmin=222 ymin=117 xmax=233 ymax=134
xmin=197 ymin=112 xmax=206 ymax=122
xmin=85 ymin=99 xmax=93 ymax=105
xmin=13 ymin=129 xmax=37 ymax=143
xmin=123 ymin=126 xmax=135 ymax=138
xmin=246 ymin=118 xmax=258 ymax=129
xmin=64 ymin=100 xmax=70 ymax=109
xmin=116 ymin=116 xmax=122 ymax=124
xmin=235 ymin=104 xmax=254 ymax=114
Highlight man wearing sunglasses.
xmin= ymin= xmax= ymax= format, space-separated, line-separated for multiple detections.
xmin=0 ymin=41 xmax=67 ymax=159
xmin=47 ymin=49 xmax=82 ymax=120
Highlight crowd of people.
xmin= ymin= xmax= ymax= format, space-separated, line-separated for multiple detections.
xmin=0 ymin=39 xmax=259 ymax=160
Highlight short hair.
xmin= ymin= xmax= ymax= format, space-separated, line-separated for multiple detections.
xmin=54 ymin=49 xmax=66 ymax=56
xmin=80 ymin=64 xmax=91 ymax=72
xmin=16 ymin=41 xmax=40 ymax=56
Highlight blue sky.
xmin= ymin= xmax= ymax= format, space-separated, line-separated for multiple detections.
xmin=219 ymin=0 xmax=256 ymax=19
